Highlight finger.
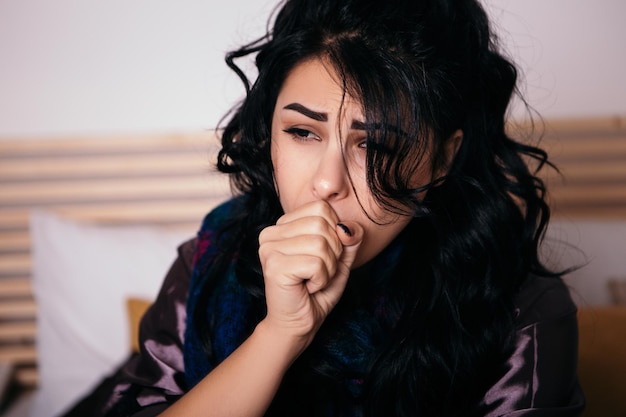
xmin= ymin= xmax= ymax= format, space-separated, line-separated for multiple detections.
xmin=259 ymin=234 xmax=340 ymax=280
xmin=263 ymin=251 xmax=330 ymax=291
xmin=259 ymin=216 xmax=343 ymax=259
xmin=335 ymin=221 xmax=364 ymax=269
xmin=276 ymin=200 xmax=339 ymax=228
xmin=314 ymin=222 xmax=364 ymax=309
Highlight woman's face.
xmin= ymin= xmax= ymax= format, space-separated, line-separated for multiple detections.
xmin=270 ymin=57 xmax=418 ymax=268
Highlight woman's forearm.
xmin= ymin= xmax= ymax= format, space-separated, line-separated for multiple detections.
xmin=158 ymin=319 xmax=308 ymax=417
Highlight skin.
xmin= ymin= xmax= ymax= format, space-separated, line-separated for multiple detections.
xmin=269 ymin=57 xmax=414 ymax=269
xmin=159 ymin=57 xmax=419 ymax=417
xmin=261 ymin=57 xmax=417 ymax=339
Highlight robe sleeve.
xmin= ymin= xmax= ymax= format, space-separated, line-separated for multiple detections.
xmin=478 ymin=275 xmax=586 ymax=416
xmin=92 ymin=238 xmax=197 ymax=417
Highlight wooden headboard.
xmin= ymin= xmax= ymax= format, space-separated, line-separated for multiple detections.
xmin=0 ymin=116 xmax=624 ymax=391
xmin=0 ymin=131 xmax=229 ymax=390
xmin=523 ymin=116 xmax=626 ymax=219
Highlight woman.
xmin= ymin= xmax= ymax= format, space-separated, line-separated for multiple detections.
xmin=90 ymin=0 xmax=585 ymax=415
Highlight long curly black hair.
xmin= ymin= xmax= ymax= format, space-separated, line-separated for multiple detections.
xmin=194 ymin=0 xmax=557 ymax=415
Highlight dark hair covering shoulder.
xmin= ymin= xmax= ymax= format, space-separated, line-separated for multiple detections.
xmin=195 ymin=0 xmax=557 ymax=415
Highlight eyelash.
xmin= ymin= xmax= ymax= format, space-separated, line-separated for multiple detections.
xmin=283 ymin=127 xmax=319 ymax=142
xmin=282 ymin=127 xmax=369 ymax=150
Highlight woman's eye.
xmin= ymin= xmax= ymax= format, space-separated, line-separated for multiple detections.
xmin=283 ymin=127 xmax=320 ymax=141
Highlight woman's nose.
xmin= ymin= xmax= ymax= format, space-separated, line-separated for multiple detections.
xmin=311 ymin=147 xmax=350 ymax=201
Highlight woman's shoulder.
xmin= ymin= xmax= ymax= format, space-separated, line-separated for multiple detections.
xmin=178 ymin=237 xmax=198 ymax=272
xmin=199 ymin=196 xmax=247 ymax=231
xmin=192 ymin=196 xmax=245 ymax=262
xmin=513 ymin=274 xmax=578 ymax=329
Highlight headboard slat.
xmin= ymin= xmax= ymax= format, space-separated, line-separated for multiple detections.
xmin=0 ymin=133 xmax=216 ymax=155
xmin=0 ymin=323 xmax=37 ymax=342
xmin=0 ymin=346 xmax=37 ymax=364
xmin=0 ymin=176 xmax=228 ymax=206
xmin=0 ymin=153 xmax=214 ymax=181
xmin=0 ymin=255 xmax=30 ymax=278
xmin=0 ymin=199 xmax=224 ymax=231
xmin=0 ymin=300 xmax=37 ymax=320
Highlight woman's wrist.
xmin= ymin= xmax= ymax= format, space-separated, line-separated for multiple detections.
xmin=254 ymin=317 xmax=314 ymax=363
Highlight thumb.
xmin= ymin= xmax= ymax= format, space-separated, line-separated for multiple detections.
xmin=313 ymin=221 xmax=364 ymax=312
xmin=335 ymin=221 xmax=364 ymax=270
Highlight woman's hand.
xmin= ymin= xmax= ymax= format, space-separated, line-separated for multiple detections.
xmin=258 ymin=200 xmax=363 ymax=345
xmin=159 ymin=201 xmax=361 ymax=417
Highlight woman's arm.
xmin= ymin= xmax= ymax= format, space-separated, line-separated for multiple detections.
xmin=159 ymin=319 xmax=307 ymax=417
xmin=479 ymin=276 xmax=585 ymax=416
xmin=159 ymin=201 xmax=363 ymax=417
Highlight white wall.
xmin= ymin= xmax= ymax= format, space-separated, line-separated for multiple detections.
xmin=1 ymin=0 xmax=625 ymax=139
xmin=486 ymin=0 xmax=626 ymax=121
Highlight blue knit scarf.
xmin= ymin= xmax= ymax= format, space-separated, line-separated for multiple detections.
xmin=183 ymin=198 xmax=404 ymax=416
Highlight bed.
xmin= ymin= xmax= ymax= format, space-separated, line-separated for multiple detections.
xmin=0 ymin=117 xmax=624 ymax=416
xmin=0 ymin=131 xmax=230 ymax=416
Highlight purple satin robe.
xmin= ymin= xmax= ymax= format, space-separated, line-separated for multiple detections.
xmin=91 ymin=238 xmax=584 ymax=416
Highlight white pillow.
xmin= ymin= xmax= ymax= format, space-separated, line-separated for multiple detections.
xmin=29 ymin=210 xmax=191 ymax=417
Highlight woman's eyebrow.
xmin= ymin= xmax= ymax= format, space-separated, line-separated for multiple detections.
xmin=354 ymin=121 xmax=409 ymax=137
xmin=351 ymin=120 xmax=369 ymax=130
xmin=283 ymin=103 xmax=328 ymax=122
xmin=282 ymin=103 xmax=371 ymax=131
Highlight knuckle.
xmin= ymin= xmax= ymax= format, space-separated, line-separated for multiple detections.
xmin=262 ymin=252 xmax=283 ymax=277
xmin=258 ymin=226 xmax=273 ymax=244
xmin=310 ymin=216 xmax=330 ymax=234
xmin=309 ymin=234 xmax=327 ymax=252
